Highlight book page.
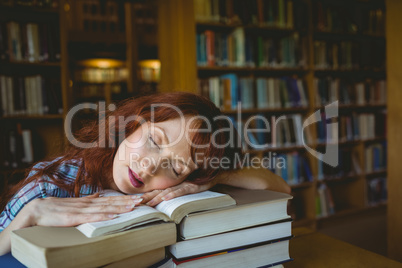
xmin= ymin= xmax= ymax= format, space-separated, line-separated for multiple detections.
xmin=155 ymin=191 xmax=227 ymax=218
xmin=80 ymin=205 xmax=161 ymax=230
xmin=76 ymin=190 xmax=163 ymax=237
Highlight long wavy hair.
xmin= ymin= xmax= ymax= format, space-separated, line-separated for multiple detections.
xmin=1 ymin=92 xmax=242 ymax=210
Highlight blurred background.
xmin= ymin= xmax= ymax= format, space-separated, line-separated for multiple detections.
xmin=0 ymin=0 xmax=401 ymax=262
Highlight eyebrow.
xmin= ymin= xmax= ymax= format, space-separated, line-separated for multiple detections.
xmin=154 ymin=126 xmax=170 ymax=144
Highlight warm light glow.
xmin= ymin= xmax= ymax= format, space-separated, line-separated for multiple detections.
xmin=138 ymin=59 xmax=161 ymax=69
xmin=78 ymin=58 xmax=125 ymax=68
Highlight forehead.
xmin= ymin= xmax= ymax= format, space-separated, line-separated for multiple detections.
xmin=153 ymin=117 xmax=188 ymax=142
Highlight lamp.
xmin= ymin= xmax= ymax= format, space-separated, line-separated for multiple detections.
xmin=138 ymin=59 xmax=161 ymax=82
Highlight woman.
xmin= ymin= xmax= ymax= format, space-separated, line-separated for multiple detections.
xmin=0 ymin=92 xmax=290 ymax=255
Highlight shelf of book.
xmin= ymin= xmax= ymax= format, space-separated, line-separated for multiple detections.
xmin=159 ymin=0 xmax=388 ymax=231
xmin=318 ymin=174 xmax=361 ymax=184
xmin=0 ymin=0 xmax=147 ymax=192
xmin=315 ymin=137 xmax=386 ymax=148
xmin=67 ymin=31 xmax=126 ymax=44
xmin=248 ymin=145 xmax=307 ymax=155
xmin=313 ymin=30 xmax=385 ymax=40
xmin=314 ymin=69 xmax=386 ymax=74
xmin=198 ymin=66 xmax=308 ymax=75
xmin=196 ymin=22 xmax=299 ymax=33
xmin=365 ymin=169 xmax=387 ymax=178
xmin=0 ymin=115 xmax=64 ymax=121
xmin=1 ymin=61 xmax=61 ymax=67
xmin=0 ymin=0 xmax=66 ymax=188
xmin=222 ymin=107 xmax=309 ymax=115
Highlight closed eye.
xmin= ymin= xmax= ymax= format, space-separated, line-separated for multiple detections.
xmin=171 ymin=160 xmax=180 ymax=177
xmin=149 ymin=135 xmax=160 ymax=149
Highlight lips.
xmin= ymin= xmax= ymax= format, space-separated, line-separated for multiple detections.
xmin=128 ymin=168 xmax=144 ymax=188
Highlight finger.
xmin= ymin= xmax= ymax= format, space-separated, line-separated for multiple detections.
xmin=77 ymin=203 xmax=139 ymax=214
xmin=53 ymin=213 xmax=120 ymax=227
xmin=78 ymin=195 xmax=142 ymax=206
xmin=141 ymin=190 xmax=163 ymax=205
xmin=52 ymin=199 xmax=143 ymax=214
xmin=83 ymin=193 xmax=101 ymax=199
xmin=162 ymin=184 xmax=202 ymax=201
xmin=46 ymin=195 xmax=142 ymax=207
xmin=91 ymin=195 xmax=143 ymax=202
xmin=145 ymin=188 xmax=175 ymax=207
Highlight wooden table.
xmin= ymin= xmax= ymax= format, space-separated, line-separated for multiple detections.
xmin=286 ymin=228 xmax=401 ymax=267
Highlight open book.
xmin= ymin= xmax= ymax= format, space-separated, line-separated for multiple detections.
xmin=76 ymin=190 xmax=236 ymax=238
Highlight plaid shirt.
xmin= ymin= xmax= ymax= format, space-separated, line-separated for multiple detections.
xmin=0 ymin=159 xmax=98 ymax=232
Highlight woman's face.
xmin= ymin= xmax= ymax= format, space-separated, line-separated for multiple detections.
xmin=112 ymin=117 xmax=198 ymax=194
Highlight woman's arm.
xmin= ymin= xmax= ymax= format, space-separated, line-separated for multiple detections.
xmin=142 ymin=166 xmax=291 ymax=206
xmin=215 ymin=166 xmax=291 ymax=194
xmin=0 ymin=194 xmax=142 ymax=256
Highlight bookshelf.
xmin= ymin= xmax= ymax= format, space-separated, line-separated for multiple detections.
xmin=0 ymin=1 xmax=65 ymax=193
xmin=158 ymin=0 xmax=387 ymax=229
xmin=0 ymin=0 xmax=155 ymax=194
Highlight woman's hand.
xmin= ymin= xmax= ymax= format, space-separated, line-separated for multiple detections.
xmin=141 ymin=181 xmax=216 ymax=207
xmin=0 ymin=194 xmax=142 ymax=255
xmin=25 ymin=193 xmax=143 ymax=227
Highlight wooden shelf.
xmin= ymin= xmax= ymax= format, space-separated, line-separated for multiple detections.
xmin=314 ymin=69 xmax=386 ymax=76
xmin=0 ymin=114 xmax=64 ymax=121
xmin=316 ymin=136 xmax=386 ymax=147
xmin=363 ymin=136 xmax=386 ymax=143
xmin=317 ymin=174 xmax=361 ymax=184
xmin=314 ymin=30 xmax=385 ymax=40
xmin=198 ymin=66 xmax=308 ymax=74
xmin=1 ymin=61 xmax=61 ymax=67
xmin=248 ymin=145 xmax=307 ymax=154
xmin=0 ymin=5 xmax=58 ymax=21
xmin=68 ymin=31 xmax=126 ymax=44
xmin=315 ymin=104 xmax=386 ymax=110
xmin=222 ymin=106 xmax=309 ymax=115
xmin=196 ymin=22 xmax=297 ymax=33
xmin=365 ymin=169 xmax=387 ymax=178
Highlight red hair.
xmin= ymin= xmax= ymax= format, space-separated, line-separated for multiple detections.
xmin=1 ymin=92 xmax=241 ymax=209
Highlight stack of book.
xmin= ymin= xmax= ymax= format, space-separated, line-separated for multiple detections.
xmin=165 ymin=186 xmax=293 ymax=267
xmin=10 ymin=187 xmax=293 ymax=267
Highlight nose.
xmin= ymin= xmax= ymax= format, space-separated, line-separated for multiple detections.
xmin=140 ymin=157 xmax=157 ymax=176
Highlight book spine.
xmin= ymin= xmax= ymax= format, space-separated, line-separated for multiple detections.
xmin=21 ymin=129 xmax=34 ymax=164
xmin=0 ymin=75 xmax=8 ymax=116
xmin=35 ymin=76 xmax=44 ymax=115
xmin=6 ymin=77 xmax=14 ymax=116
xmin=205 ymin=30 xmax=215 ymax=66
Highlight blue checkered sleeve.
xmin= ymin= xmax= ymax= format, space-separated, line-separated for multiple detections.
xmin=0 ymin=159 xmax=98 ymax=232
